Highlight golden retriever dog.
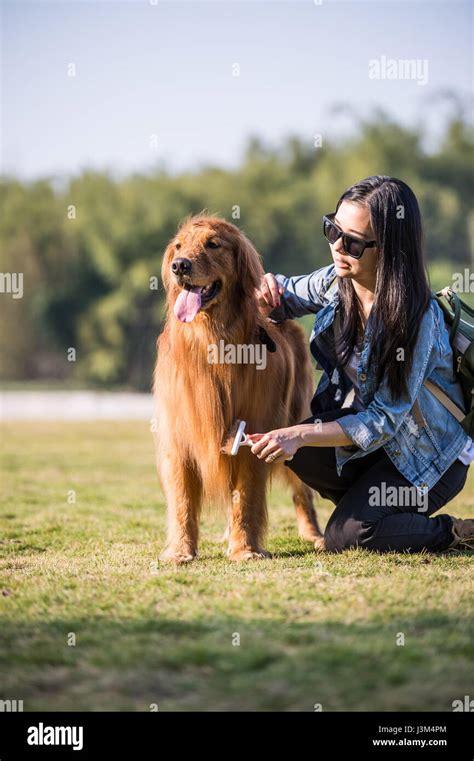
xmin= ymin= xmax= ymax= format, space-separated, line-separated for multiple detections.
xmin=153 ymin=215 xmax=324 ymax=563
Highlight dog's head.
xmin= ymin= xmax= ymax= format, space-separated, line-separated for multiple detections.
xmin=162 ymin=215 xmax=264 ymax=323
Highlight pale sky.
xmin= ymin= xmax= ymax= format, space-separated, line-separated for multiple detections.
xmin=1 ymin=0 xmax=472 ymax=180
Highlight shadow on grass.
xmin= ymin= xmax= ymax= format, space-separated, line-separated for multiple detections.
xmin=0 ymin=612 xmax=472 ymax=711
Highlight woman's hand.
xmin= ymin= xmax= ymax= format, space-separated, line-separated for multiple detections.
xmin=255 ymin=273 xmax=284 ymax=317
xmin=247 ymin=426 xmax=303 ymax=463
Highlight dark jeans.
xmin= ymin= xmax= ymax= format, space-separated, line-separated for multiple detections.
xmin=284 ymin=408 xmax=469 ymax=553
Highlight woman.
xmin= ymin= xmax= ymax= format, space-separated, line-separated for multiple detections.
xmin=251 ymin=175 xmax=473 ymax=553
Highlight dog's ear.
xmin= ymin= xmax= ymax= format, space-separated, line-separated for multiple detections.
xmin=233 ymin=228 xmax=264 ymax=298
xmin=161 ymin=239 xmax=175 ymax=292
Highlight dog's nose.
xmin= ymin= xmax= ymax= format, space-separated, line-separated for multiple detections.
xmin=171 ymin=258 xmax=192 ymax=275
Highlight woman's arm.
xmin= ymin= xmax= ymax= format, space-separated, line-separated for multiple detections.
xmin=248 ymin=420 xmax=352 ymax=462
xmin=299 ymin=420 xmax=353 ymax=447
xmin=256 ymin=264 xmax=336 ymax=321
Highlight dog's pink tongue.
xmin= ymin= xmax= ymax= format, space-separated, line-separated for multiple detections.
xmin=174 ymin=287 xmax=202 ymax=322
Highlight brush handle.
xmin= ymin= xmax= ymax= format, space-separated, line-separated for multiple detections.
xmin=230 ymin=420 xmax=249 ymax=455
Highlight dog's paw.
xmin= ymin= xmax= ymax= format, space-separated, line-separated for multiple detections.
xmin=159 ymin=548 xmax=197 ymax=564
xmin=298 ymin=528 xmax=324 ymax=544
xmin=313 ymin=536 xmax=326 ymax=552
xmin=227 ymin=547 xmax=272 ymax=562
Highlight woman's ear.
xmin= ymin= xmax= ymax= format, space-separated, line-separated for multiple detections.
xmin=233 ymin=229 xmax=264 ymax=298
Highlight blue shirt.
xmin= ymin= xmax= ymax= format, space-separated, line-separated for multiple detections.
xmin=268 ymin=263 xmax=469 ymax=495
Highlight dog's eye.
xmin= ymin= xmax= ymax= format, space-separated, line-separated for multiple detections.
xmin=207 ymin=240 xmax=219 ymax=249
xmin=175 ymin=242 xmax=181 ymax=250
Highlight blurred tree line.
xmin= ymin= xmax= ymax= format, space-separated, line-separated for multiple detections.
xmin=0 ymin=111 xmax=473 ymax=390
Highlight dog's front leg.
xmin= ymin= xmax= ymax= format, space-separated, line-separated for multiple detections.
xmin=159 ymin=453 xmax=202 ymax=564
xmin=227 ymin=464 xmax=270 ymax=561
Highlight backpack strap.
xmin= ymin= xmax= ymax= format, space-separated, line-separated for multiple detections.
xmin=410 ymin=381 xmax=465 ymax=430
xmin=436 ymin=287 xmax=461 ymax=344
xmin=410 ymin=399 xmax=426 ymax=427
xmin=422 ymin=378 xmax=465 ymax=423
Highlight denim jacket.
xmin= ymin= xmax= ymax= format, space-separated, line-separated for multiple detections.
xmin=269 ymin=263 xmax=469 ymax=494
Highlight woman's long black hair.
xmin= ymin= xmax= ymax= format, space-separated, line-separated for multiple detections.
xmin=334 ymin=175 xmax=432 ymax=399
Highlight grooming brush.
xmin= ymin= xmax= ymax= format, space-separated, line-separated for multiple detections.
xmin=220 ymin=419 xmax=253 ymax=456
xmin=220 ymin=419 xmax=294 ymax=461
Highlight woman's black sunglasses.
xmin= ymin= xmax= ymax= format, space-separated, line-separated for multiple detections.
xmin=322 ymin=213 xmax=376 ymax=259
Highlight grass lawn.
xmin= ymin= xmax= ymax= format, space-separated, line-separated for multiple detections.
xmin=0 ymin=421 xmax=473 ymax=712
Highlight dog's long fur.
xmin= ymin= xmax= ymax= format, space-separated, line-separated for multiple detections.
xmin=153 ymin=215 xmax=324 ymax=562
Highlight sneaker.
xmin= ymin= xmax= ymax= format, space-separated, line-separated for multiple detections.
xmin=449 ymin=517 xmax=474 ymax=551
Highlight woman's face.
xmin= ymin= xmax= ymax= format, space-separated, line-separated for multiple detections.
xmin=329 ymin=200 xmax=379 ymax=282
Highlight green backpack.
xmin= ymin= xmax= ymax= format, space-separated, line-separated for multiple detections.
xmin=429 ymin=287 xmax=474 ymax=437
